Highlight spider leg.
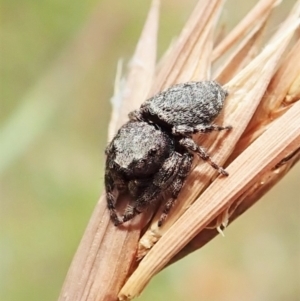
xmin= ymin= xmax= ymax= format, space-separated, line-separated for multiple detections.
xmin=194 ymin=124 xmax=232 ymax=133
xmin=158 ymin=153 xmax=193 ymax=226
xmin=120 ymin=152 xmax=191 ymax=225
xmin=179 ymin=137 xmax=228 ymax=176
xmin=121 ymin=183 xmax=161 ymax=224
xmin=172 ymin=124 xmax=232 ymax=136
xmin=105 ymin=170 xmax=127 ymax=226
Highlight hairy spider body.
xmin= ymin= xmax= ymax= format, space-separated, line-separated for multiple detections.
xmin=105 ymin=81 xmax=231 ymax=226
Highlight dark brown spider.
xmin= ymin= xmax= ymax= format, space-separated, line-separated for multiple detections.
xmin=105 ymin=81 xmax=232 ymax=226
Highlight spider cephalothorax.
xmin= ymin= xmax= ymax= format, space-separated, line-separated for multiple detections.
xmin=105 ymin=81 xmax=232 ymax=226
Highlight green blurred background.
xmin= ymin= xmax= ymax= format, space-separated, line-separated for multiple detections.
xmin=1 ymin=0 xmax=299 ymax=300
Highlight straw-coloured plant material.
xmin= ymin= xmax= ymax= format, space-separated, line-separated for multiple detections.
xmin=58 ymin=1 xmax=159 ymax=301
xmin=119 ymin=98 xmax=300 ymax=301
xmin=212 ymin=0 xmax=281 ymax=61
xmin=151 ymin=0 xmax=224 ymax=92
xmin=59 ymin=0 xmax=300 ymax=300
xmin=137 ymin=0 xmax=297 ymax=258
xmin=167 ymin=0 xmax=300 ymax=270
xmin=119 ymin=0 xmax=300 ymax=300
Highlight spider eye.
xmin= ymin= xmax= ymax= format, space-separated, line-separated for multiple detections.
xmin=138 ymin=158 xmax=146 ymax=164
xmin=149 ymin=148 xmax=157 ymax=156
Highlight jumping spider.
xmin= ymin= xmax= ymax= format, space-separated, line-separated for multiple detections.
xmin=105 ymin=81 xmax=232 ymax=227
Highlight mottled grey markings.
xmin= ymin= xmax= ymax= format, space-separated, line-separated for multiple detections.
xmin=105 ymin=81 xmax=232 ymax=227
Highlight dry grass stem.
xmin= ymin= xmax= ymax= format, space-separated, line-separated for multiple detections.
xmin=58 ymin=1 xmax=159 ymax=300
xmin=171 ymin=148 xmax=300 ymax=262
xmin=119 ymin=100 xmax=300 ymax=300
xmin=152 ymin=0 xmax=224 ymax=93
xmin=119 ymin=0 xmax=300 ymax=299
xmin=59 ymin=0 xmax=300 ymax=300
xmin=214 ymin=22 xmax=266 ymax=84
xmin=231 ymin=39 xmax=300 ymax=160
xmin=137 ymin=0 xmax=298 ymax=258
xmin=212 ymin=0 xmax=280 ymax=61
xmin=171 ymin=0 xmax=300 ymax=267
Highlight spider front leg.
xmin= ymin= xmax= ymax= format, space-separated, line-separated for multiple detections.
xmin=158 ymin=152 xmax=193 ymax=226
xmin=172 ymin=124 xmax=232 ymax=136
xmin=179 ymin=137 xmax=228 ymax=176
xmin=120 ymin=185 xmax=158 ymax=224
xmin=120 ymin=152 xmax=190 ymax=225
xmin=105 ymin=169 xmax=127 ymax=226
